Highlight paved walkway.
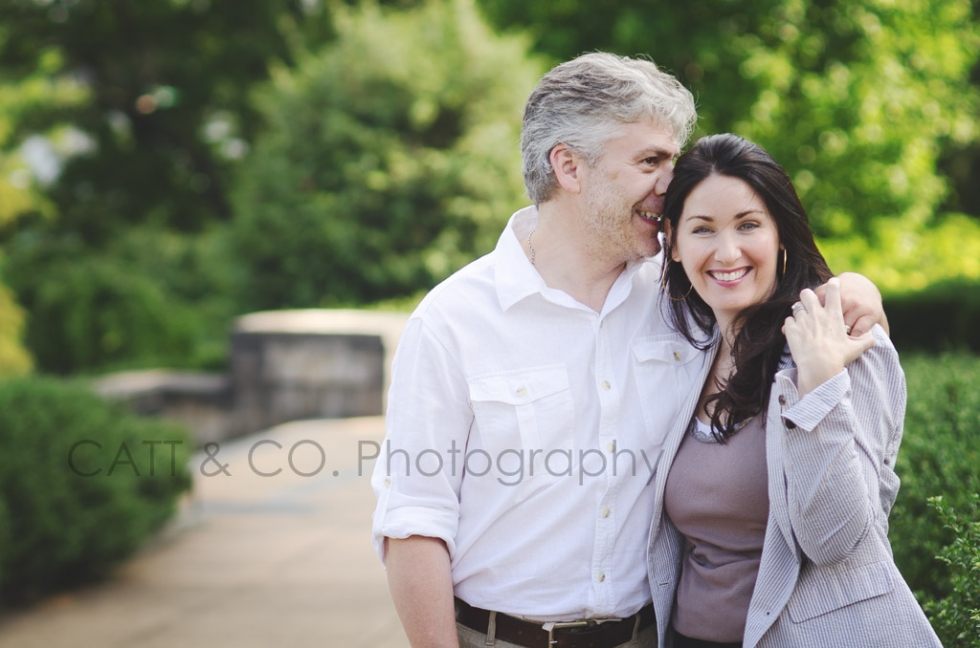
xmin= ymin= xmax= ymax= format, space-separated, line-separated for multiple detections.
xmin=0 ymin=416 xmax=408 ymax=648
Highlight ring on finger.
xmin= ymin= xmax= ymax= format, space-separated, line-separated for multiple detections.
xmin=791 ymin=301 xmax=807 ymax=316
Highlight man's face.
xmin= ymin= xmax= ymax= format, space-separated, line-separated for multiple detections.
xmin=578 ymin=119 xmax=679 ymax=264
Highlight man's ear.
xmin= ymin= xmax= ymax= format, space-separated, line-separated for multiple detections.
xmin=550 ymin=143 xmax=584 ymax=194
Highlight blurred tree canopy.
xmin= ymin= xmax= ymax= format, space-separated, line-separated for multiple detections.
xmin=0 ymin=0 xmax=323 ymax=237
xmin=0 ymin=50 xmax=83 ymax=375
xmin=477 ymin=0 xmax=980 ymax=292
xmin=0 ymin=0 xmax=330 ymax=373
xmin=1 ymin=0 xmax=980 ymax=373
xmin=230 ymin=0 xmax=541 ymax=309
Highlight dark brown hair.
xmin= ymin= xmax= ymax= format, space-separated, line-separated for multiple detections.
xmin=661 ymin=133 xmax=833 ymax=440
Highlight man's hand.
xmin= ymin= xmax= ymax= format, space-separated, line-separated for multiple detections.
xmin=386 ymin=536 xmax=460 ymax=648
xmin=814 ymin=271 xmax=889 ymax=337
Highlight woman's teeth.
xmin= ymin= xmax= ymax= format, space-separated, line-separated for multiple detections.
xmin=710 ymin=268 xmax=749 ymax=282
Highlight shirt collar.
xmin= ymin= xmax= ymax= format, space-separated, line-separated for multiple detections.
xmin=494 ymin=206 xmax=545 ymax=311
xmin=493 ymin=206 xmax=652 ymax=313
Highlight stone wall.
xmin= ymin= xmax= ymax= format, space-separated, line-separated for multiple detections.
xmin=92 ymin=309 xmax=409 ymax=444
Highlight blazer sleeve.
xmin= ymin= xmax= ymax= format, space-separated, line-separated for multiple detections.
xmin=773 ymin=325 xmax=906 ymax=566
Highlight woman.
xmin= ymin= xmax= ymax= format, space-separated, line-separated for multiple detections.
xmin=648 ymin=134 xmax=941 ymax=648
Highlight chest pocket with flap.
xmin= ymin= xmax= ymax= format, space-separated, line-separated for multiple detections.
xmin=468 ymin=364 xmax=574 ymax=474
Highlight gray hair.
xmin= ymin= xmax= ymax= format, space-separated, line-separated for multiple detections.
xmin=521 ymin=52 xmax=697 ymax=205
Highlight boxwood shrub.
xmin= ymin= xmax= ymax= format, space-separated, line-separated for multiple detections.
xmin=0 ymin=376 xmax=191 ymax=604
xmin=894 ymin=353 xmax=980 ymax=647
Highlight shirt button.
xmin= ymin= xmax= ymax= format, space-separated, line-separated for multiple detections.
xmin=784 ymin=418 xmax=797 ymax=430
xmin=607 ymin=441 xmax=617 ymax=453
xmin=673 ymin=351 xmax=681 ymax=361
xmin=599 ymin=320 xmax=604 ymax=328
xmin=778 ymin=395 xmax=787 ymax=406
xmin=600 ymin=507 xmax=611 ymax=518
xmin=600 ymin=380 xmax=611 ymax=391
xmin=597 ymin=572 xmax=606 ymax=582
xmin=384 ymin=477 xmax=391 ymax=488
xmin=516 ymin=387 xmax=527 ymax=398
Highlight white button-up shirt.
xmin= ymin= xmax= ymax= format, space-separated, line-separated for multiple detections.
xmin=371 ymin=206 xmax=710 ymax=621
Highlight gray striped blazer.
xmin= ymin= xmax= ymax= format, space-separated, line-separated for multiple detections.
xmin=646 ymin=325 xmax=942 ymax=647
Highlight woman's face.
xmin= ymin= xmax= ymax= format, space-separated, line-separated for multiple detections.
xmin=671 ymin=174 xmax=782 ymax=332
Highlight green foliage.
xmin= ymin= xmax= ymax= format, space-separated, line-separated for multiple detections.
xmin=477 ymin=0 xmax=980 ymax=283
xmin=477 ymin=0 xmax=781 ymax=135
xmin=0 ymin=0 xmax=334 ymax=374
xmin=0 ymin=48 xmax=84 ymax=228
xmin=0 ymin=48 xmax=89 ymax=378
xmin=819 ymin=213 xmax=980 ymax=294
xmin=231 ymin=0 xmax=542 ymax=309
xmin=0 ymin=0 xmax=325 ymax=237
xmin=882 ymin=280 xmax=980 ymax=354
xmin=732 ymin=0 xmax=979 ymax=242
xmin=892 ymin=353 xmax=980 ymax=642
xmin=0 ymin=279 xmax=31 ymax=377
xmin=924 ymin=495 xmax=980 ymax=647
xmin=2 ymin=224 xmax=237 ymax=374
xmin=0 ymin=376 xmax=191 ymax=604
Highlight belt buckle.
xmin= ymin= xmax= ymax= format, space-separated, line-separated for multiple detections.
xmin=545 ymin=619 xmax=594 ymax=646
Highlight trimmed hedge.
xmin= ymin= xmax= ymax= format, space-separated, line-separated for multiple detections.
xmin=0 ymin=376 xmax=191 ymax=604
xmin=885 ymin=280 xmax=980 ymax=354
xmin=894 ymin=353 xmax=980 ymax=647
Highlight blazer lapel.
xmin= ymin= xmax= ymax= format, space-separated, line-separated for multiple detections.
xmin=649 ymin=334 xmax=718 ymax=536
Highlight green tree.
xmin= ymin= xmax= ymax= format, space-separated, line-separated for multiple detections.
xmin=728 ymin=0 xmax=980 ymax=292
xmin=0 ymin=0 xmax=328 ymax=373
xmin=0 ymin=0 xmax=324 ymax=237
xmin=477 ymin=0 xmax=980 ymax=291
xmin=231 ymin=0 xmax=543 ymax=309
xmin=0 ymin=49 xmax=87 ymax=376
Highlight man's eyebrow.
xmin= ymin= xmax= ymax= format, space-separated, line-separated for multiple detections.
xmin=638 ymin=147 xmax=677 ymax=159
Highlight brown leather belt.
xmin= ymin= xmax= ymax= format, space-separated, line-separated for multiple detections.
xmin=455 ymin=597 xmax=656 ymax=648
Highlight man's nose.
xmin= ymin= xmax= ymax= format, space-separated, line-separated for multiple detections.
xmin=654 ymin=167 xmax=673 ymax=195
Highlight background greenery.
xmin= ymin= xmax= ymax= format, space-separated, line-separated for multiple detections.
xmin=0 ymin=0 xmax=977 ymax=642
xmin=1 ymin=0 xmax=979 ymax=374
xmin=0 ymin=376 xmax=191 ymax=604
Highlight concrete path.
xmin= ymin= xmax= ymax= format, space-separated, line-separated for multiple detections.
xmin=0 ymin=416 xmax=408 ymax=648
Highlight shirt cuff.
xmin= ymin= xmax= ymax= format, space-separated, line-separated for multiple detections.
xmin=372 ymin=506 xmax=459 ymax=567
xmin=781 ymin=369 xmax=850 ymax=431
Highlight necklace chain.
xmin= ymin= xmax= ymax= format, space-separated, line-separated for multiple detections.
xmin=527 ymin=227 xmax=536 ymax=267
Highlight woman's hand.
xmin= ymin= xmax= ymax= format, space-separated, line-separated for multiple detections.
xmin=814 ymin=272 xmax=888 ymax=337
xmin=784 ymin=278 xmax=875 ymax=397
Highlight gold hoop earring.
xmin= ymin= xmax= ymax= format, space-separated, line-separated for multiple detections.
xmin=662 ymin=259 xmax=694 ymax=300
xmin=781 ymin=248 xmax=787 ymax=278
xmin=669 ymin=283 xmax=694 ymax=302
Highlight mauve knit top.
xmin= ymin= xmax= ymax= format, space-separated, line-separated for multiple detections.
xmin=663 ymin=414 xmax=769 ymax=643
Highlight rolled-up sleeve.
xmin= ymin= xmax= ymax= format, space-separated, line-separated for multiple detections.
xmin=371 ymin=316 xmax=472 ymax=566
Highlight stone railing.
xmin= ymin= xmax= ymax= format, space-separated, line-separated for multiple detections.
xmin=92 ymin=309 xmax=409 ymax=444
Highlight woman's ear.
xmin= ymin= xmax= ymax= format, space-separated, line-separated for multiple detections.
xmin=550 ymin=143 xmax=584 ymax=194
xmin=665 ymin=220 xmax=680 ymax=262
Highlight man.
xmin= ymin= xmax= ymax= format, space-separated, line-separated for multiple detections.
xmin=371 ymin=52 xmax=883 ymax=648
